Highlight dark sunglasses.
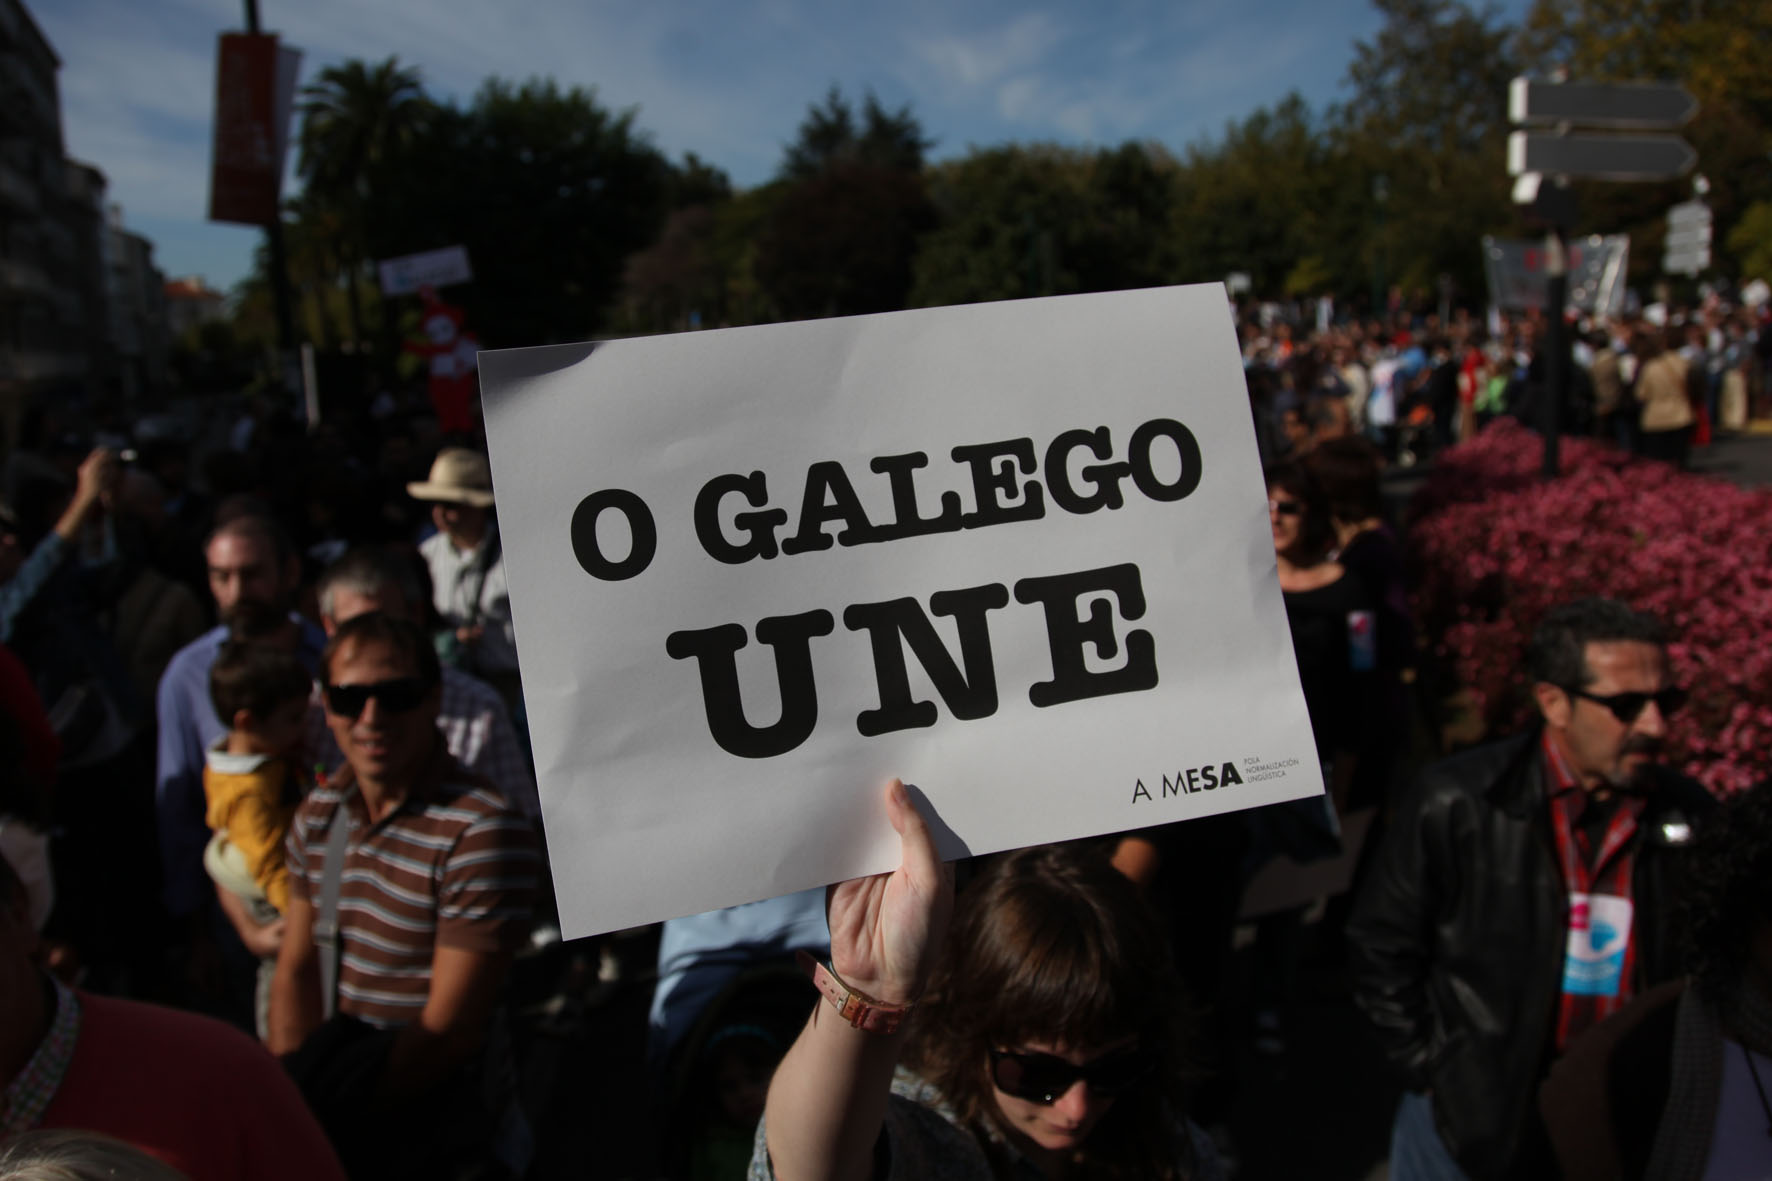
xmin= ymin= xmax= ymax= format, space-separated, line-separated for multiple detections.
xmin=1267 ymin=499 xmax=1303 ymax=517
xmin=988 ymin=1046 xmax=1155 ymax=1104
xmin=323 ymin=677 xmax=430 ymax=719
xmin=1565 ymin=685 xmax=1687 ymax=724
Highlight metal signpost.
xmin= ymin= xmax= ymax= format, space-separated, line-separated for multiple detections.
xmin=1506 ymin=76 xmax=1697 ymax=477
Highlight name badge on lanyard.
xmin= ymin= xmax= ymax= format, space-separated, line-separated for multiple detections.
xmin=1563 ymin=892 xmax=1633 ymax=997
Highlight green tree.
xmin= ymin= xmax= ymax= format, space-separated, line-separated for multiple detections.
xmin=753 ymin=89 xmax=935 ymax=318
xmin=779 ymin=88 xmax=932 ymax=180
xmin=1169 ymin=95 xmax=1363 ymax=298
xmin=295 ymin=57 xmax=427 ymax=347
xmin=364 ymin=79 xmax=672 ymax=346
xmin=1728 ymin=202 xmax=1772 ymax=281
xmin=1336 ymin=0 xmax=1518 ymax=304
xmin=910 ymin=143 xmax=1181 ymax=307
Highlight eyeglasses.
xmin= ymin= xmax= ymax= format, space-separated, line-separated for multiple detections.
xmin=1267 ymin=499 xmax=1303 ymax=518
xmin=1565 ymin=685 xmax=1687 ymax=725
xmin=987 ymin=1046 xmax=1155 ymax=1104
xmin=323 ymin=677 xmax=430 ymax=720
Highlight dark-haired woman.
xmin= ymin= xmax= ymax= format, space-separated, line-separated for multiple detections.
xmin=752 ymin=781 xmax=1220 ymax=1180
xmin=1246 ymin=464 xmax=1377 ymax=1053
xmin=1303 ymin=436 xmax=1412 ymax=813
xmin=1266 ymin=462 xmax=1375 ymax=812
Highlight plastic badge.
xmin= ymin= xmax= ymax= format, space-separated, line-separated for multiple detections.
xmin=1562 ymin=892 xmax=1634 ymax=997
xmin=1347 ymin=610 xmax=1377 ymax=672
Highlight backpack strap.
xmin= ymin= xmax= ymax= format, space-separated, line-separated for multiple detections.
xmin=461 ymin=528 xmax=502 ymax=630
xmin=311 ymin=802 xmax=352 ymax=1020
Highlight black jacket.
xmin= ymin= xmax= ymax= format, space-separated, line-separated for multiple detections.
xmin=1346 ymin=731 xmax=1714 ymax=1179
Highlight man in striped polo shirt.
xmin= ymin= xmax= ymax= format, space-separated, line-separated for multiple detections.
xmin=267 ymin=612 xmax=538 ymax=1159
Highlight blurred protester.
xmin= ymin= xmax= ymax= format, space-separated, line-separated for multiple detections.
xmin=754 ymin=788 xmax=1220 ymax=1179
xmin=1540 ymin=779 xmax=1772 ymax=1180
xmin=0 ymin=641 xmax=58 ymax=807
xmin=649 ymin=887 xmax=830 ymax=1079
xmin=155 ymin=516 xmax=323 ymax=1001
xmin=1716 ymin=312 xmax=1752 ymax=433
xmin=407 ymin=450 xmax=521 ymax=716
xmin=270 ymin=613 xmax=538 ymax=1179
xmin=136 ymin=438 xmax=213 ymax=601
xmin=1349 ymin=598 xmax=1715 ymax=1179
xmin=1 ymin=450 xmax=157 ymax=993
xmin=1305 ymin=436 xmax=1411 ymax=811
xmin=1588 ymin=331 xmax=1627 ymax=448
xmin=1245 ymin=463 xmax=1375 ymax=1055
xmin=103 ymin=469 xmax=207 ymax=713
xmin=1424 ymin=338 xmax=1460 ymax=453
xmin=1635 ymin=327 xmax=1694 ymax=468
xmin=0 ymin=852 xmax=345 ymax=1180
xmin=304 ymin=546 xmax=536 ymax=819
xmin=0 ymin=450 xmax=116 ymax=645
xmin=1266 ymin=461 xmax=1374 ymax=813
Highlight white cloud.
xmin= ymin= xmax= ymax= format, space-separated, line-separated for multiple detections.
xmin=911 ymin=11 xmax=1062 ymax=90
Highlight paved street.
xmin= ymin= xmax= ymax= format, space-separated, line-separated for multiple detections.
xmin=1691 ymin=422 xmax=1772 ymax=488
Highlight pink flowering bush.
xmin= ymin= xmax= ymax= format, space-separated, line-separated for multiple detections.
xmin=1409 ymin=420 xmax=1772 ymax=797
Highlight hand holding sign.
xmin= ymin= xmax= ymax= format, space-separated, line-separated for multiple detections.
xmin=826 ymin=779 xmax=956 ymax=1007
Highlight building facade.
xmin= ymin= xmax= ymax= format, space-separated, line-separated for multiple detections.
xmin=1 ymin=0 xmax=169 ymax=454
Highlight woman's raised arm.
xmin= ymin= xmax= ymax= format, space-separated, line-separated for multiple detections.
xmin=761 ymin=779 xmax=954 ymax=1181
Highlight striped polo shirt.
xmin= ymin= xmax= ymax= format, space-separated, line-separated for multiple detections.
xmin=285 ymin=749 xmax=540 ymax=1028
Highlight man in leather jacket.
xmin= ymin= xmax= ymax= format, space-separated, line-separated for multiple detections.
xmin=1348 ymin=598 xmax=1714 ymax=1179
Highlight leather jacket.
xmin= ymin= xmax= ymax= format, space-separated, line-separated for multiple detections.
xmin=1346 ymin=731 xmax=1714 ymax=1179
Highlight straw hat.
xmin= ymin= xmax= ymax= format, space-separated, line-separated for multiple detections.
xmin=407 ymin=448 xmax=496 ymax=507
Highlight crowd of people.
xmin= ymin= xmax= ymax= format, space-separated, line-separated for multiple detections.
xmin=1242 ymin=294 xmax=1772 ymax=471
xmin=0 ymin=292 xmax=1769 ymax=1181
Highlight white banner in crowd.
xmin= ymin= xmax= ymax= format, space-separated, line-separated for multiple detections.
xmin=480 ymin=285 xmax=1323 ymax=938
xmin=1481 ymin=234 xmax=1630 ymax=316
xmin=376 ymin=245 xmax=473 ymax=296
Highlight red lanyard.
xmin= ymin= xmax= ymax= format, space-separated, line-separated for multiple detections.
xmin=1542 ymin=735 xmax=1644 ymax=891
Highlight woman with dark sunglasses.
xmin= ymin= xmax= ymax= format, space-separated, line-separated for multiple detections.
xmin=752 ymin=781 xmax=1220 ymax=1180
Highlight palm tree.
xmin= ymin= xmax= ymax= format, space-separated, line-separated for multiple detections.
xmin=295 ymin=57 xmax=425 ymax=347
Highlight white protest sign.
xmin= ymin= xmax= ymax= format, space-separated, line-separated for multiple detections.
xmin=480 ymin=285 xmax=1323 ymax=938
xmin=377 ymin=245 xmax=473 ymax=296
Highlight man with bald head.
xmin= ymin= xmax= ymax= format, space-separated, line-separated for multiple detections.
xmin=156 ymin=516 xmax=326 ymax=930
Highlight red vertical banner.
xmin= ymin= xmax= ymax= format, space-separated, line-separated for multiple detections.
xmin=208 ymin=32 xmax=280 ymax=226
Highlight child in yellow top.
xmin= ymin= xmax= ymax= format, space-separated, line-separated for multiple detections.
xmin=202 ymin=638 xmax=313 ymax=917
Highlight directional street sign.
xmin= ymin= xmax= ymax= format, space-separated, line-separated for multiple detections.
xmin=1664 ymin=199 xmax=1713 ymax=275
xmin=1509 ymin=79 xmax=1697 ymax=129
xmin=1508 ymin=130 xmax=1697 ymax=181
xmin=1667 ymin=200 xmax=1711 ymax=229
xmin=1664 ymin=245 xmax=1710 ymax=276
xmin=1665 ymin=225 xmax=1712 ymax=252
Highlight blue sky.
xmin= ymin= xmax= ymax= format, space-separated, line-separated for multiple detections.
xmin=34 ymin=0 xmax=1507 ymax=293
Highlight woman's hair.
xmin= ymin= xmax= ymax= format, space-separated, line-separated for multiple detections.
xmin=1679 ymin=780 xmax=1772 ymax=1016
xmin=902 ymin=844 xmax=1195 ymax=1179
xmin=1264 ymin=461 xmax=1336 ymax=563
xmin=0 ymin=1130 xmax=192 ymax=1180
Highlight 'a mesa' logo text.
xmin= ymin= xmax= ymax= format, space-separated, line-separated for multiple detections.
xmin=1131 ymin=762 xmax=1243 ymax=803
